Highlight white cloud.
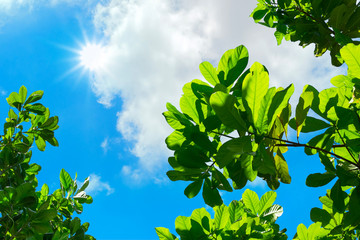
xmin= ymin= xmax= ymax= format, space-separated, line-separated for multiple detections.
xmin=86 ymin=173 xmax=114 ymax=196
xmin=0 ymin=0 xmax=34 ymax=12
xmin=100 ymin=137 xmax=109 ymax=154
xmin=0 ymin=0 xmax=98 ymax=13
xmin=90 ymin=0 xmax=345 ymax=182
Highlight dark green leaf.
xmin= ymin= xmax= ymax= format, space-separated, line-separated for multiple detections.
xmin=202 ymin=178 xmax=222 ymax=207
xmin=25 ymin=90 xmax=44 ymax=105
xmin=25 ymin=103 xmax=46 ymax=114
xmin=25 ymin=163 xmax=41 ymax=175
xmin=210 ymin=91 xmax=246 ymax=131
xmin=310 ymin=207 xmax=331 ymax=227
xmin=33 ymin=209 xmax=57 ymax=222
xmin=306 ymin=173 xmax=336 ymax=187
xmin=289 ymin=116 xmax=330 ymax=133
xmin=274 ymin=153 xmax=291 ymax=184
xmin=330 ymin=180 xmax=345 ymax=213
xmin=215 ymin=136 xmax=252 ymax=168
xmin=184 ymin=179 xmax=203 ymax=199
xmin=175 ymin=146 xmax=208 ymax=169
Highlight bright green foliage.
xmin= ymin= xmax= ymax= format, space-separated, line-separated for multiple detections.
xmin=0 ymin=86 xmax=94 ymax=239
xmin=156 ymin=190 xmax=286 ymax=240
xmin=162 ymin=40 xmax=360 ymax=238
xmin=251 ymin=0 xmax=360 ymax=66
xmin=163 ymin=45 xmax=294 ymax=207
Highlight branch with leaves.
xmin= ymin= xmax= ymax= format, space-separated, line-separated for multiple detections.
xmin=160 ymin=39 xmax=360 ymax=239
xmin=0 ymin=86 xmax=95 ymax=240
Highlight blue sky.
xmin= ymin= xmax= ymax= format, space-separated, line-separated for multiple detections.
xmin=0 ymin=1 xmax=346 ymax=239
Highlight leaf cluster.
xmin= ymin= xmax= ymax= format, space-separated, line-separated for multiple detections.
xmin=163 ymin=45 xmax=294 ymax=207
xmin=0 ymin=86 xmax=95 ymax=240
xmin=160 ymin=40 xmax=360 ymax=238
xmin=251 ymin=0 xmax=360 ymax=66
xmin=156 ymin=190 xmax=286 ymax=240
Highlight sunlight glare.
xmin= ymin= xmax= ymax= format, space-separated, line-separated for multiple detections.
xmin=79 ymin=43 xmax=107 ymax=71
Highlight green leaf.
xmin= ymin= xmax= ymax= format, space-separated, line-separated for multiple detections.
xmin=330 ymin=74 xmax=354 ymax=88
xmin=295 ymin=91 xmax=314 ymax=138
xmin=210 ymin=91 xmax=246 ymax=131
xmin=330 ymin=180 xmax=345 ymax=213
xmin=19 ymin=85 xmax=27 ymax=104
xmin=258 ymin=191 xmax=277 ymax=216
xmin=25 ymin=103 xmax=47 ymax=114
xmin=175 ymin=146 xmax=208 ymax=169
xmin=155 ymin=227 xmax=177 ymax=240
xmin=203 ymin=178 xmax=222 ymax=207
xmin=261 ymin=204 xmax=283 ymax=222
xmin=296 ymin=223 xmax=308 ymax=240
xmin=25 ymin=163 xmax=41 ymax=175
xmin=25 ymin=90 xmax=44 ymax=105
xmin=184 ymin=179 xmax=203 ymax=199
xmin=70 ymin=217 xmax=81 ymax=235
xmin=163 ymin=103 xmax=192 ymax=130
xmin=40 ymin=116 xmax=59 ymax=130
xmin=217 ymin=45 xmax=249 ymax=87
xmin=343 ymin=186 xmax=360 ymax=226
xmin=289 ymin=116 xmax=330 ymax=133
xmin=175 ymin=216 xmax=192 ymax=240
xmin=228 ymin=200 xmax=244 ymax=223
xmin=77 ymin=177 xmax=90 ymax=194
xmin=212 ymin=168 xmax=233 ymax=192
xmin=60 ymin=168 xmax=73 ymax=192
xmin=34 ymin=209 xmax=57 ymax=222
xmin=190 ymin=208 xmax=211 ymax=235
xmin=215 ymin=136 xmax=252 ymax=168
xmin=180 ymin=93 xmax=206 ymax=125
xmin=214 ymin=204 xmax=230 ymax=230
xmin=166 ymin=131 xmax=186 ymax=150
xmin=242 ymin=189 xmax=259 ymax=215
xmin=240 ymin=154 xmax=257 ymax=182
xmin=305 ymin=128 xmax=334 ymax=155
xmin=274 ymin=153 xmax=291 ymax=184
xmin=310 ymin=207 xmax=331 ymax=227
xmin=256 ymin=87 xmax=276 ymax=134
xmin=6 ymin=92 xmax=22 ymax=110
xmin=167 ymin=170 xmax=201 ymax=182
xmin=267 ymin=84 xmax=294 ymax=132
xmin=306 ymin=173 xmax=336 ymax=187
xmin=199 ymin=61 xmax=219 ymax=86
xmin=41 ymin=184 xmax=49 ymax=196
xmin=340 ymin=43 xmax=360 ymax=78
xmin=242 ymin=62 xmax=269 ymax=125
xmin=31 ymin=222 xmax=53 ymax=234
xmin=35 ymin=136 xmax=46 ymax=151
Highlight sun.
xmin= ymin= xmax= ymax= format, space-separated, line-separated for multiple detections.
xmin=79 ymin=43 xmax=107 ymax=71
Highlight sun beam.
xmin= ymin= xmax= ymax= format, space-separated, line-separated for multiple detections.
xmin=79 ymin=43 xmax=107 ymax=71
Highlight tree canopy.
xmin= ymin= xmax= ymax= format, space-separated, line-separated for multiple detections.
xmin=0 ymin=86 xmax=94 ymax=239
xmin=157 ymin=0 xmax=360 ymax=239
